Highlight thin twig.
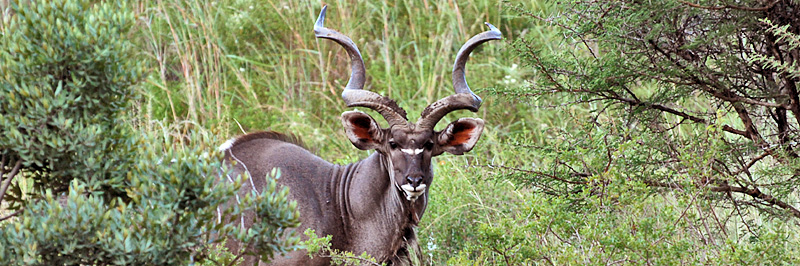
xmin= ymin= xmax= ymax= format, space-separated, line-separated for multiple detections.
xmin=319 ymin=254 xmax=383 ymax=266
xmin=226 ymin=252 xmax=246 ymax=266
xmin=643 ymin=179 xmax=800 ymax=219
xmin=541 ymin=255 xmax=555 ymax=266
xmin=0 ymin=209 xmax=22 ymax=222
xmin=0 ymin=153 xmax=6 ymax=177
xmin=679 ymin=0 xmax=781 ymax=11
xmin=225 ymin=241 xmax=253 ymax=266
xmin=0 ymin=160 xmax=22 ymax=203
xmin=728 ymin=189 xmax=757 ymax=237
xmin=477 ymin=164 xmax=588 ymax=185
xmin=733 ymin=150 xmax=773 ymax=175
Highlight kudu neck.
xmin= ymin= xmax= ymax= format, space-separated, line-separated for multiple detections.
xmin=352 ymin=152 xmax=403 ymax=204
xmin=336 ymin=152 xmax=425 ymax=224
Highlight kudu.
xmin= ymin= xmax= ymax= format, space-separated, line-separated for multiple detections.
xmin=218 ymin=6 xmax=501 ymax=266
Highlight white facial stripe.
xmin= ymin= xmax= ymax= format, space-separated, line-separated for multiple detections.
xmin=401 ymin=148 xmax=424 ymax=155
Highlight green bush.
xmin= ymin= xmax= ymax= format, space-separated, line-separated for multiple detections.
xmin=422 ymin=1 xmax=800 ymax=264
xmin=36 ymin=0 xmax=793 ymax=264
xmin=0 ymin=0 xmax=142 ymax=196
xmin=0 ymin=1 xmax=299 ymax=265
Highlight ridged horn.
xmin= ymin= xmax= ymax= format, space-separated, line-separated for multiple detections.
xmin=314 ymin=6 xmax=408 ymax=126
xmin=417 ymin=22 xmax=501 ymax=129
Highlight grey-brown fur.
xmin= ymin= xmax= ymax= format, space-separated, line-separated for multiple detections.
xmin=220 ymin=131 xmax=426 ymax=265
xmin=216 ymin=5 xmax=500 ymax=265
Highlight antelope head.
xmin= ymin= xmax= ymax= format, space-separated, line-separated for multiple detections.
xmin=315 ymin=6 xmax=501 ymax=201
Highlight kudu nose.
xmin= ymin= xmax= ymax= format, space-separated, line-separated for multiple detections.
xmin=406 ymin=175 xmax=423 ymax=189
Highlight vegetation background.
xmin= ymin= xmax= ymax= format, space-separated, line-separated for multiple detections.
xmin=1 ymin=0 xmax=799 ymax=265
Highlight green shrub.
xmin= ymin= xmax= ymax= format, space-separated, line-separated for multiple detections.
xmin=0 ymin=1 xmax=299 ymax=265
xmin=0 ymin=0 xmax=142 ymax=196
xmin=422 ymin=0 xmax=800 ymax=264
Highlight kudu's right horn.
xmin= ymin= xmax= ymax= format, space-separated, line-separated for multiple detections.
xmin=314 ymin=6 xmax=409 ymax=126
xmin=417 ymin=23 xmax=501 ymax=129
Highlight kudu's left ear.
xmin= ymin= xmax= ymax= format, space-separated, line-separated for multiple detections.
xmin=435 ymin=118 xmax=485 ymax=155
xmin=342 ymin=111 xmax=384 ymax=150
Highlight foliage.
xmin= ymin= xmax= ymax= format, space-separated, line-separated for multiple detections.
xmin=508 ymin=0 xmax=800 ymax=218
xmin=423 ymin=0 xmax=800 ymax=264
xmin=0 ymin=0 xmax=143 ymax=200
xmin=134 ymin=0 xmax=524 ymax=143
xmin=302 ymin=229 xmax=383 ymax=266
xmin=239 ymin=168 xmax=302 ymax=262
xmin=0 ymin=1 xmax=299 ymax=265
xmin=5 ymin=0 xmax=799 ymax=264
xmin=748 ymin=18 xmax=800 ymax=80
xmin=425 ymin=158 xmax=800 ymax=265
xmin=129 ymin=0 xmax=800 ymax=264
xmin=134 ymin=1 xmax=529 ymax=261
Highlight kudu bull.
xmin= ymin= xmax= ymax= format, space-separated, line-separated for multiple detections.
xmin=218 ymin=6 xmax=501 ymax=265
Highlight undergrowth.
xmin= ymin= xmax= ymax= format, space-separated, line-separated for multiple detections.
xmin=10 ymin=0 xmax=794 ymax=265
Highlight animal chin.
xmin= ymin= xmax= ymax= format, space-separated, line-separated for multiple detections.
xmin=400 ymin=184 xmax=427 ymax=201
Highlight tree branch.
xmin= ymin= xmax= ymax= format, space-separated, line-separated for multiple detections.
xmin=225 ymin=241 xmax=255 ymax=266
xmin=647 ymin=39 xmax=784 ymax=109
xmin=709 ymin=89 xmax=785 ymax=108
xmin=643 ymin=179 xmax=800 ymax=219
xmin=612 ymin=95 xmax=706 ymax=123
xmin=0 ymin=209 xmax=23 ymax=222
xmin=645 ymin=39 xmax=779 ymax=143
xmin=226 ymin=251 xmax=246 ymax=266
xmin=478 ymin=164 xmax=589 ymax=185
xmin=0 ymin=160 xmax=22 ymax=203
xmin=608 ymin=94 xmax=751 ymax=138
xmin=0 ymin=153 xmax=6 ymax=177
xmin=733 ymin=150 xmax=773 ymax=176
xmin=727 ymin=185 xmax=800 ymax=219
xmin=730 ymin=102 xmax=766 ymax=143
xmin=782 ymin=74 xmax=800 ymax=129
xmin=678 ymin=0 xmax=781 ymax=11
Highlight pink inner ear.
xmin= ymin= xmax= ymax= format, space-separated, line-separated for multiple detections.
xmin=447 ymin=122 xmax=476 ymax=146
xmin=350 ymin=116 xmax=373 ymax=141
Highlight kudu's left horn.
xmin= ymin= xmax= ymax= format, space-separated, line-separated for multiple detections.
xmin=314 ymin=6 xmax=408 ymax=126
xmin=417 ymin=22 xmax=501 ymax=129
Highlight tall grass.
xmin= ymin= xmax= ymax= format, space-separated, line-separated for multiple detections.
xmin=132 ymin=0 xmax=549 ymax=153
xmin=130 ymin=1 xmax=555 ymax=264
xmin=2 ymin=0 xmax=796 ymax=264
xmin=128 ymin=0 xmax=800 ymax=265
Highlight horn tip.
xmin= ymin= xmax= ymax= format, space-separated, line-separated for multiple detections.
xmin=484 ymin=22 xmax=502 ymax=38
xmin=315 ymin=6 xmax=328 ymax=29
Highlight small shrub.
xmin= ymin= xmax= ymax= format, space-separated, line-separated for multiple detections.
xmin=0 ymin=1 xmax=299 ymax=265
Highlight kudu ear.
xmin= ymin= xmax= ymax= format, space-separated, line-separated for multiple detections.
xmin=341 ymin=111 xmax=384 ymax=150
xmin=435 ymin=118 xmax=485 ymax=155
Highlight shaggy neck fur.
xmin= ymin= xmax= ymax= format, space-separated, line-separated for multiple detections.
xmin=332 ymin=152 xmax=425 ymax=264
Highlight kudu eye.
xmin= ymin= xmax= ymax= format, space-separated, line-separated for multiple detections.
xmin=389 ymin=141 xmax=398 ymax=149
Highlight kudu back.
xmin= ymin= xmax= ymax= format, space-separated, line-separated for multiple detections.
xmin=218 ymin=6 xmax=501 ymax=265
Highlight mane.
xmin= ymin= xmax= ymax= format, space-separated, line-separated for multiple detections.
xmin=218 ymin=131 xmax=307 ymax=151
xmin=387 ymin=226 xmax=422 ymax=266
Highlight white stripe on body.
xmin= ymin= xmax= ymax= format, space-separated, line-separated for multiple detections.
xmin=218 ymin=138 xmax=235 ymax=151
xmin=218 ymin=138 xmax=261 ymax=229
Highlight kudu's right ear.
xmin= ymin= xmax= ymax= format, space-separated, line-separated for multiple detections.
xmin=435 ymin=118 xmax=485 ymax=155
xmin=342 ymin=111 xmax=384 ymax=150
